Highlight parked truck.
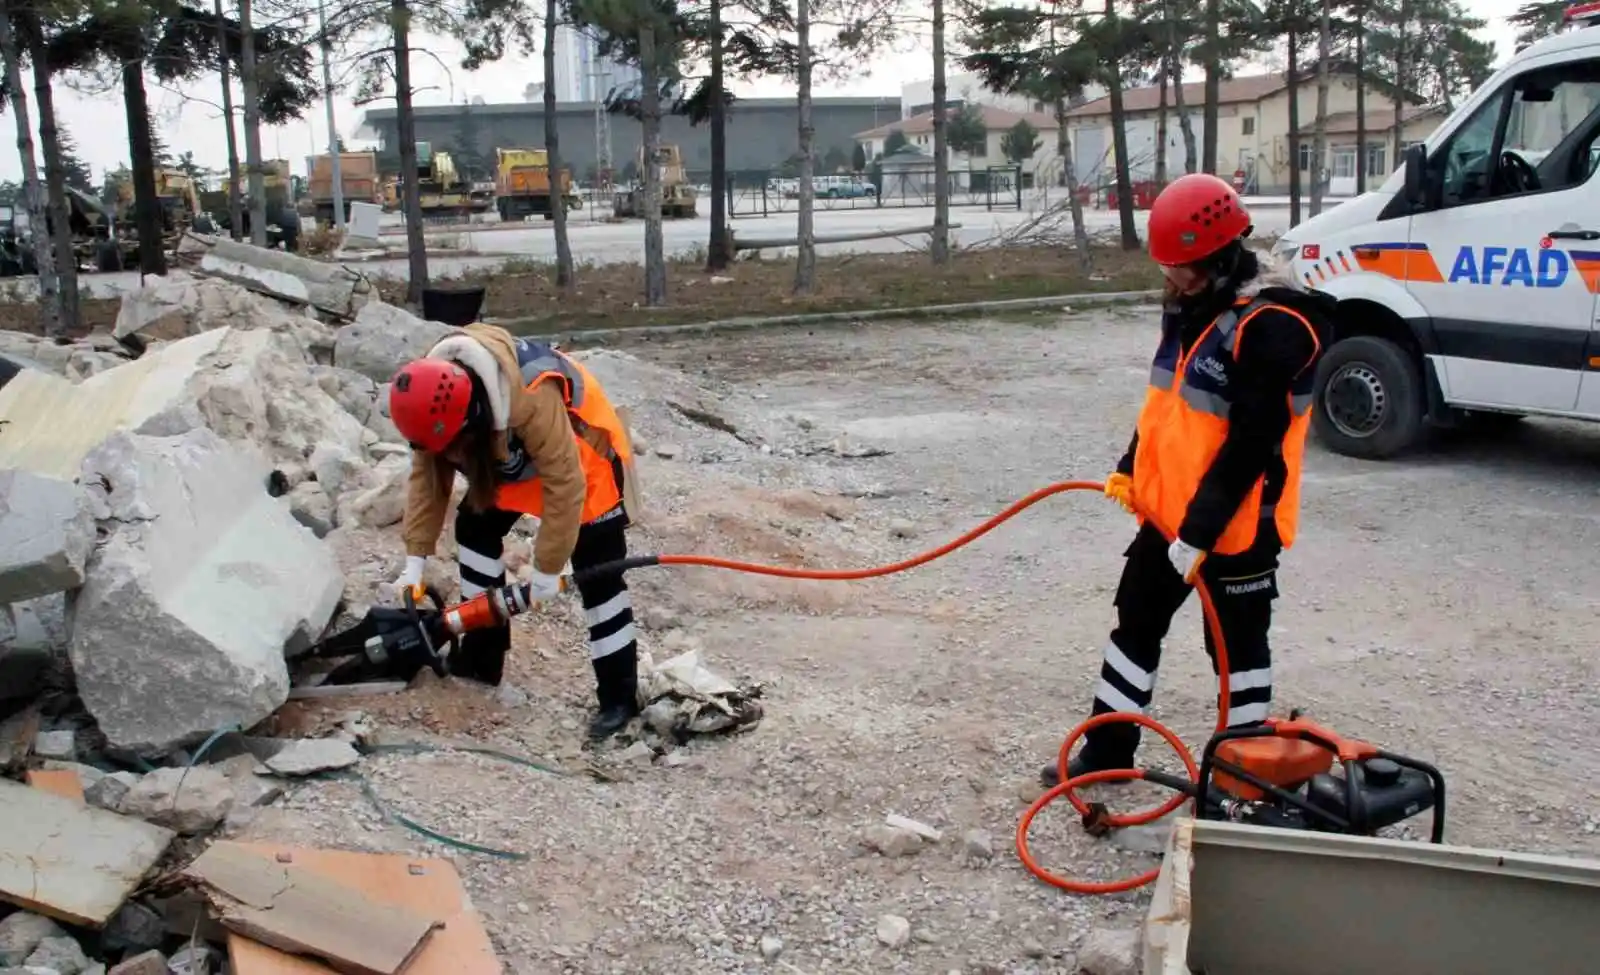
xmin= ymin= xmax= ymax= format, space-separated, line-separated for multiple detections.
xmin=193 ymin=159 xmax=300 ymax=251
xmin=384 ymin=143 xmax=494 ymax=220
xmin=613 ymin=144 xmax=698 ymax=219
xmin=494 ymin=147 xmax=579 ymax=221
xmin=309 ymin=151 xmax=383 ymax=226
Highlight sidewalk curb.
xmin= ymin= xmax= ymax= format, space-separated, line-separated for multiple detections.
xmin=509 ymin=289 xmax=1163 ymax=344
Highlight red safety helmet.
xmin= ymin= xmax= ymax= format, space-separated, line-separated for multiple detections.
xmin=389 ymin=358 xmax=472 ymax=453
xmin=1147 ymin=173 xmax=1251 ymax=267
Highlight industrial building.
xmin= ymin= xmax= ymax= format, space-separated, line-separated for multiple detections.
xmin=355 ymin=97 xmax=901 ymax=179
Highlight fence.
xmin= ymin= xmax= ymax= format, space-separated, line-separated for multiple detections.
xmin=724 ymin=165 xmax=1025 ymax=219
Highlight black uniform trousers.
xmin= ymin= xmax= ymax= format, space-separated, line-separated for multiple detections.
xmin=1081 ymin=519 xmax=1281 ymax=765
xmin=450 ymin=504 xmax=638 ymax=709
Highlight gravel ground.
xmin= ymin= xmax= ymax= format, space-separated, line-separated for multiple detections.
xmin=239 ymin=306 xmax=1600 ymax=974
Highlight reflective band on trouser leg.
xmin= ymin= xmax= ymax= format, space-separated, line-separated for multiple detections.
xmin=458 ymin=545 xmax=505 ymax=599
xmin=1091 ymin=640 xmax=1159 ymax=716
xmin=582 ymin=587 xmax=637 ymax=661
xmin=1224 ymin=665 xmax=1271 ymax=726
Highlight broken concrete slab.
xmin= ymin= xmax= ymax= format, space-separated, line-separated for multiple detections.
xmin=0 ymin=326 xmax=368 ymax=487
xmin=175 ymin=233 xmax=373 ymax=320
xmin=118 ymin=766 xmax=236 ymax=834
xmin=0 ymin=469 xmax=94 ymax=603
xmin=83 ymin=770 xmax=138 ymax=813
xmin=261 ymin=738 xmax=360 ymax=777
xmin=32 ymin=729 xmax=75 ymax=761
xmin=332 ymin=300 xmax=452 ymax=383
xmin=0 ymin=777 xmax=174 ymax=927
xmin=112 ymin=273 xmax=298 ymax=344
xmin=107 ymin=950 xmax=167 ymax=975
xmin=25 ymin=934 xmax=89 ymax=975
xmin=70 ymin=429 xmax=343 ymax=756
xmin=334 ymin=453 xmax=409 ymax=530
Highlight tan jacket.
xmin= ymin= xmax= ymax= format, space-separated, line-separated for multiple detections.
xmin=400 ymin=324 xmax=588 ymax=575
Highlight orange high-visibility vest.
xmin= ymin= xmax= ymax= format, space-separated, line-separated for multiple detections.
xmin=492 ymin=339 xmax=634 ymax=525
xmin=1132 ymin=298 xmax=1322 ymax=555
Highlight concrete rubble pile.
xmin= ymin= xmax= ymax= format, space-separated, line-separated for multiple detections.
xmin=0 ymin=268 xmax=445 ymax=758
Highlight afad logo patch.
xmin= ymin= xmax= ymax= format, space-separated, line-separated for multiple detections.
xmin=1447 ymin=245 xmax=1569 ymax=287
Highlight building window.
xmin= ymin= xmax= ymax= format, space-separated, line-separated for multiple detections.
xmin=1365 ymin=142 xmax=1386 ymax=177
xmin=1331 ymin=146 xmax=1357 ymax=180
xmin=1297 ymin=140 xmax=1316 ymax=172
xmin=1242 ymin=116 xmax=1255 ymax=136
xmin=968 ymin=138 xmax=988 ymax=158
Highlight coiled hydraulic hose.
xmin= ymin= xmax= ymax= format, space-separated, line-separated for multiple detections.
xmin=561 ymin=479 xmax=1231 ymax=895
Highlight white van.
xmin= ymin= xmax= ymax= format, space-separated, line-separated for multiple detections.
xmin=1276 ymin=3 xmax=1600 ymax=457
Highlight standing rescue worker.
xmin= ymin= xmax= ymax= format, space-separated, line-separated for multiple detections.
xmin=387 ymin=323 xmax=643 ymax=740
xmin=1043 ymin=173 xmax=1333 ymax=787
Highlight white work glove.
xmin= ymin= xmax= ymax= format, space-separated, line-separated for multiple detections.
xmin=393 ymin=555 xmax=426 ymax=601
xmin=526 ymin=570 xmax=565 ymax=602
xmin=1167 ymin=539 xmax=1205 ymax=584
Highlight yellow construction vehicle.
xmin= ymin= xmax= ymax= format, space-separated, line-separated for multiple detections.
xmin=494 ymin=147 xmax=580 ymax=221
xmin=380 ymin=144 xmax=494 ymax=219
xmin=613 ymin=144 xmax=698 ymax=219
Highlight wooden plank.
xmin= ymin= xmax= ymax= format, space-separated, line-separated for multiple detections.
xmin=26 ymin=768 xmax=85 ymax=803
xmin=1143 ymin=817 xmax=1194 ymax=975
xmin=0 ymin=776 xmax=174 ymax=927
xmin=224 ymin=846 xmax=501 ymax=975
xmin=185 ymin=842 xmax=444 ymax=975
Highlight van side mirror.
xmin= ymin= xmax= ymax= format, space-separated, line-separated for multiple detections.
xmin=1402 ymin=143 xmax=1428 ymax=207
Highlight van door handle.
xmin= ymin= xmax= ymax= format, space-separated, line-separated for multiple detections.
xmin=1547 ymin=229 xmax=1600 ymax=240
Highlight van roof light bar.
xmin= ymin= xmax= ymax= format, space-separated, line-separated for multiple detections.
xmin=1565 ymin=2 xmax=1600 ymax=29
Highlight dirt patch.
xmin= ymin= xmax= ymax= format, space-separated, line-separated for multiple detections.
xmin=417 ymin=245 xmax=1160 ymax=334
xmin=0 ymin=246 xmax=1157 ymax=339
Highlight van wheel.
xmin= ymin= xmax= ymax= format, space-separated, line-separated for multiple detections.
xmin=1311 ymin=335 xmax=1424 ymax=459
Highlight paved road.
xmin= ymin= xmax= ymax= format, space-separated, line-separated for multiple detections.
xmin=43 ymin=195 xmax=1321 ymax=300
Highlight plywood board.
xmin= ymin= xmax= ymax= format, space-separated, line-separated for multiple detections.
xmin=185 ymin=842 xmax=444 ymax=975
xmin=224 ymin=845 xmax=500 ymax=975
xmin=26 ymin=768 xmax=85 ymax=803
xmin=0 ymin=776 xmax=174 ymax=926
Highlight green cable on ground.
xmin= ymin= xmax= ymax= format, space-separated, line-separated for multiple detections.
xmin=323 ymin=740 xmax=566 ymax=860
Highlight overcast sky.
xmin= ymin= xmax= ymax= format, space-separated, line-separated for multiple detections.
xmin=1 ymin=0 xmax=1517 ymax=182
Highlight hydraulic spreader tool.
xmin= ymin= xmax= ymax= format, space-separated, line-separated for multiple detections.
xmin=301 ymin=479 xmax=1446 ymax=893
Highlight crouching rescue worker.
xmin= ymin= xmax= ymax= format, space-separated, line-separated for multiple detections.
xmin=387 ymin=323 xmax=643 ymax=740
xmin=1042 ymin=173 xmax=1333 ymax=787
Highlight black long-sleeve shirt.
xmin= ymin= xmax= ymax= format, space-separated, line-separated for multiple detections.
xmin=1118 ymin=286 xmax=1325 ymax=552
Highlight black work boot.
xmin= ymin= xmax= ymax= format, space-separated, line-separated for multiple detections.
xmin=1038 ymin=744 xmax=1136 ymax=790
xmin=588 ymin=648 xmax=641 ymax=740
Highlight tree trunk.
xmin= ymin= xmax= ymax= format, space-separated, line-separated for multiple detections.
xmin=639 ymin=24 xmax=666 ymax=306
xmin=1155 ymin=43 xmax=1169 ymax=186
xmin=215 ymin=0 xmax=243 ymax=240
xmin=705 ymin=0 xmax=731 ymax=271
xmin=0 ymin=0 xmax=58 ymax=336
xmin=1310 ymin=0 xmax=1331 ymax=217
xmin=32 ymin=51 xmax=77 ymax=332
xmin=1055 ymin=96 xmax=1092 ymax=270
xmin=121 ymin=56 xmax=165 ymax=275
xmin=1355 ymin=3 xmax=1366 ymax=194
xmin=793 ymin=0 xmax=815 ymax=295
xmin=930 ymin=0 xmax=950 ymax=264
xmin=1287 ymin=24 xmax=1301 ymax=228
xmin=1392 ymin=0 xmax=1408 ymax=166
xmin=1201 ymin=0 xmax=1220 ymax=173
xmin=239 ymin=0 xmax=267 ymax=247
xmin=543 ymin=0 xmax=574 ymax=288
xmin=1170 ymin=18 xmax=1197 ymax=174
xmin=392 ymin=0 xmax=429 ymax=306
xmin=1105 ymin=0 xmax=1138 ymax=249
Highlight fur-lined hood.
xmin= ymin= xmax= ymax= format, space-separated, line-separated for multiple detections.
xmin=1237 ymin=246 xmax=1306 ymax=300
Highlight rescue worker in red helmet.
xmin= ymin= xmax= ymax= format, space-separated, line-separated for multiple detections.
xmin=387 ymin=323 xmax=643 ymax=740
xmin=1042 ymin=173 xmax=1334 ymax=787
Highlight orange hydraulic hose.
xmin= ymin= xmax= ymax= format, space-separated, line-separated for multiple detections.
xmin=589 ymin=480 xmax=1233 ymax=895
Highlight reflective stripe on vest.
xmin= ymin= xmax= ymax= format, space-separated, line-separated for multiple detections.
xmin=1132 ymin=297 xmax=1321 ymax=554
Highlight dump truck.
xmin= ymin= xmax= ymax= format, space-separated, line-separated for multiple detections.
xmin=193 ymin=159 xmax=300 ymax=251
xmin=309 ymin=151 xmax=383 ymax=226
xmin=494 ymin=147 xmax=579 ymax=221
xmin=613 ymin=144 xmax=698 ymax=219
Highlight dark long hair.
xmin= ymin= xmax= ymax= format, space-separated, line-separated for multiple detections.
xmin=454 ymin=371 xmax=503 ymax=513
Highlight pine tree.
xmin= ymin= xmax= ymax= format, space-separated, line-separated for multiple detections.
xmin=449 ymin=102 xmax=486 ymax=179
xmin=56 ymin=125 xmax=96 ymax=194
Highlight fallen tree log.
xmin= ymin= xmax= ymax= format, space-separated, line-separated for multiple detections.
xmin=729 ymin=223 xmax=962 ymax=251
